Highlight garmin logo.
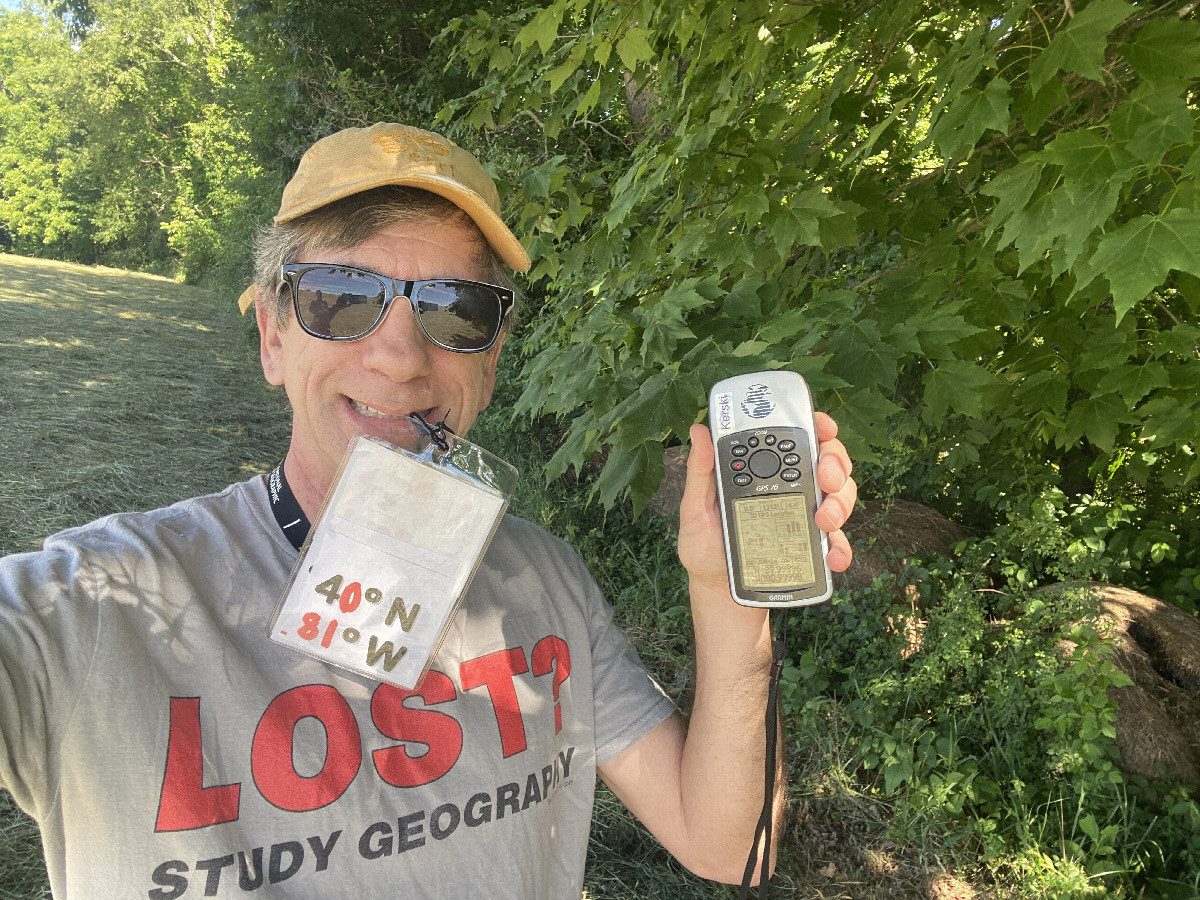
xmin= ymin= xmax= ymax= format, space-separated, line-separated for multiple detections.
xmin=769 ymin=593 xmax=794 ymax=602
xmin=741 ymin=384 xmax=775 ymax=419
xmin=715 ymin=392 xmax=734 ymax=433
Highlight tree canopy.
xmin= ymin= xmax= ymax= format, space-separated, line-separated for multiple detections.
xmin=0 ymin=0 xmax=281 ymax=278
xmin=446 ymin=0 xmax=1200 ymax=602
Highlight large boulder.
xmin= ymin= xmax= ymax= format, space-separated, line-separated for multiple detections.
xmin=831 ymin=498 xmax=968 ymax=593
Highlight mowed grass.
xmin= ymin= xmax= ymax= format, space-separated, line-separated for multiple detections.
xmin=0 ymin=253 xmax=294 ymax=556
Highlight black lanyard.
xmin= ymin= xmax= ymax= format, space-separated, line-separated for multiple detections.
xmin=739 ymin=614 xmax=788 ymax=900
xmin=267 ymin=463 xmax=310 ymax=551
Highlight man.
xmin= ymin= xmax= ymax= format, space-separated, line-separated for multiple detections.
xmin=0 ymin=123 xmax=856 ymax=898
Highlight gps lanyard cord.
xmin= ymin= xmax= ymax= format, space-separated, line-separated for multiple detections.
xmin=738 ymin=613 xmax=788 ymax=900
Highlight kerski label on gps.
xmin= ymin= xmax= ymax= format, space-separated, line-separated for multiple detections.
xmin=269 ymin=433 xmax=516 ymax=689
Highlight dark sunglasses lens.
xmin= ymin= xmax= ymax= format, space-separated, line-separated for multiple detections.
xmin=414 ymin=282 xmax=503 ymax=350
xmin=294 ymin=268 xmax=386 ymax=338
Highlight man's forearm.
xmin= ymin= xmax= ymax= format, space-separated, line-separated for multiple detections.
xmin=677 ymin=581 xmax=786 ymax=883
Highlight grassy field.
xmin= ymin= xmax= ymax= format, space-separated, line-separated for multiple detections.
xmin=4 ymin=253 xmax=1198 ymax=900
xmin=0 ymin=253 xmax=290 ymax=898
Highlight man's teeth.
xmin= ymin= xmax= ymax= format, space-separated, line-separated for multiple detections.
xmin=351 ymin=400 xmax=411 ymax=420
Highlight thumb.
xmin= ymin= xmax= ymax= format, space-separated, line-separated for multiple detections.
xmin=680 ymin=423 xmax=717 ymax=519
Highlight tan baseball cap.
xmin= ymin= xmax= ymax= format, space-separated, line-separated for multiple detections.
xmin=238 ymin=122 xmax=529 ymax=314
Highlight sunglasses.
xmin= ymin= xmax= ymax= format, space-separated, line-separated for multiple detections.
xmin=280 ymin=263 xmax=514 ymax=352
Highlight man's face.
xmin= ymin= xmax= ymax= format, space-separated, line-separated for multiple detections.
xmin=257 ymin=217 xmax=506 ymax=504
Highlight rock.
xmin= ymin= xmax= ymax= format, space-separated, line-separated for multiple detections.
xmin=1055 ymin=583 xmax=1200 ymax=785
xmin=833 ymin=499 xmax=968 ymax=594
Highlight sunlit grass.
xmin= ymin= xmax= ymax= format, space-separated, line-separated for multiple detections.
xmin=0 ymin=253 xmax=296 ymax=897
xmin=0 ymin=252 xmax=293 ymax=557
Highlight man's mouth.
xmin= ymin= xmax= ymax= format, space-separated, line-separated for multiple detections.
xmin=350 ymin=399 xmax=435 ymax=421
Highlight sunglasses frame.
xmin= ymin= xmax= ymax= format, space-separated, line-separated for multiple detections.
xmin=280 ymin=263 xmax=515 ymax=353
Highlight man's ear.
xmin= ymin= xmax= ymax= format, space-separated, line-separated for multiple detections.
xmin=255 ymin=292 xmax=286 ymax=387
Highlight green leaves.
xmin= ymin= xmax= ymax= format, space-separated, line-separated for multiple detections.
xmin=1064 ymin=393 xmax=1129 ymax=455
xmin=448 ymin=0 xmax=1200 ymax=516
xmin=778 ymin=189 xmax=845 ymax=249
xmin=615 ymin=26 xmax=654 ymax=71
xmin=1120 ymin=18 xmax=1200 ymax=84
xmin=0 ymin=0 xmax=285 ymax=276
xmin=590 ymin=367 xmax=705 ymax=510
xmin=1111 ymin=86 xmax=1194 ymax=165
xmin=930 ymin=77 xmax=1011 ymax=162
xmin=1084 ymin=210 xmax=1200 ymax=320
xmin=515 ymin=5 xmax=564 ymax=55
xmin=827 ymin=322 xmax=904 ymax=387
xmin=924 ymin=361 xmax=1001 ymax=421
xmin=1040 ymin=128 xmax=1135 ymax=178
xmin=1028 ymin=0 xmax=1134 ymax=92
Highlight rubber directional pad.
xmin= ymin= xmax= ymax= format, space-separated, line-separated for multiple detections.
xmin=748 ymin=449 xmax=781 ymax=479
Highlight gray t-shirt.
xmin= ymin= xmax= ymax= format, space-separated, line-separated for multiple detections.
xmin=0 ymin=477 xmax=675 ymax=899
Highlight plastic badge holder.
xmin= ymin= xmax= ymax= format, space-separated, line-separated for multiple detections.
xmin=268 ymin=427 xmax=518 ymax=689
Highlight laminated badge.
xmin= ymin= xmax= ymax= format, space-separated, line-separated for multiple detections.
xmin=269 ymin=433 xmax=515 ymax=689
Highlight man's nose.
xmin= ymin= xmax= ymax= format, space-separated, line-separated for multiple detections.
xmin=359 ymin=294 xmax=435 ymax=379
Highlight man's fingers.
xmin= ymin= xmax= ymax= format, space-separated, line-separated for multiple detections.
xmin=813 ymin=415 xmax=855 ymax=540
xmin=816 ymin=437 xmax=851 ymax=494
xmin=815 ymin=473 xmax=857 ymax=533
xmin=825 ymin=529 xmax=853 ymax=572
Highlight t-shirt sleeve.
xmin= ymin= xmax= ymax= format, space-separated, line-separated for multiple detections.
xmin=0 ymin=545 xmax=99 ymax=817
xmin=573 ymin=557 xmax=677 ymax=765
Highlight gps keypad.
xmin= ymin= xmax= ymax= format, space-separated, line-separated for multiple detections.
xmin=749 ymin=449 xmax=781 ymax=479
xmin=723 ymin=428 xmax=806 ymax=486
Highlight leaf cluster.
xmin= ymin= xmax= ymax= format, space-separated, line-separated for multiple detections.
xmin=784 ymin=556 xmax=1199 ymax=895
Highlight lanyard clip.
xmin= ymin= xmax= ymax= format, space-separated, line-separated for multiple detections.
xmin=408 ymin=411 xmax=455 ymax=453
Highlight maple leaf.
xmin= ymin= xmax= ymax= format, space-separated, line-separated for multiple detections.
xmin=1111 ymin=87 xmax=1194 ymax=165
xmin=1120 ymin=19 xmax=1200 ymax=84
xmin=923 ymin=360 xmax=1000 ymax=420
xmin=1029 ymin=0 xmax=1134 ymax=92
xmin=930 ymin=77 xmax=1011 ymax=161
xmin=1083 ymin=210 xmax=1200 ymax=320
